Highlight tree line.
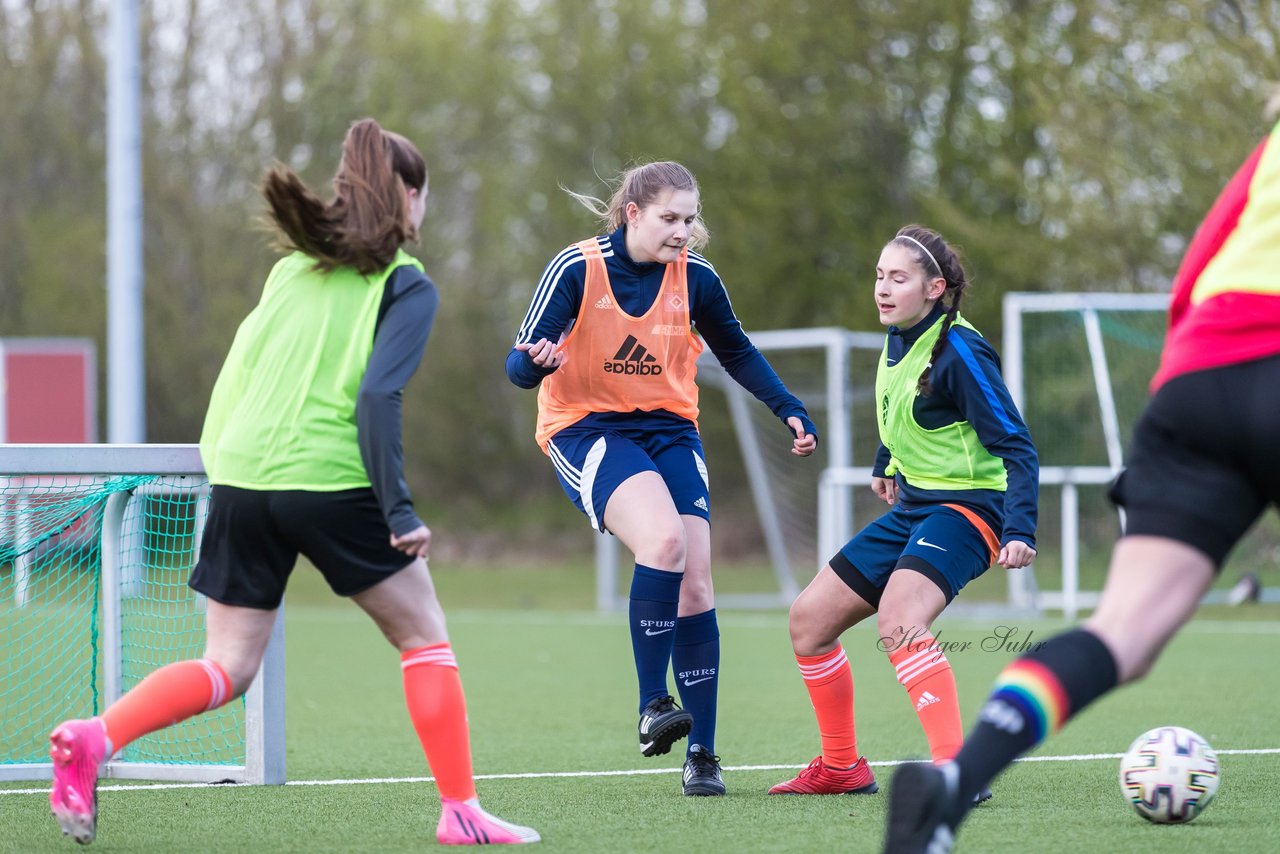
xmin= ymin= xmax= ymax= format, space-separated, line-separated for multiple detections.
xmin=2 ymin=0 xmax=1277 ymax=546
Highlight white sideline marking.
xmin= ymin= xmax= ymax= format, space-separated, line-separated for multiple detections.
xmin=3 ymin=748 xmax=1277 ymax=796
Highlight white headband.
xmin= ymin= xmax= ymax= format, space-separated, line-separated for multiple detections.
xmin=896 ymin=234 xmax=942 ymax=277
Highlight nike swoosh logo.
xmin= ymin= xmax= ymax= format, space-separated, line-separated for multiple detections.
xmin=645 ymin=628 xmax=674 ymax=636
xmin=682 ymin=676 xmax=714 ymax=686
xmin=916 ymin=537 xmax=947 ymax=552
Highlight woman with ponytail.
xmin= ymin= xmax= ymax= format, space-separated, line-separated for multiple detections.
xmin=887 ymin=118 xmax=1280 ymax=854
xmin=508 ymin=161 xmax=818 ymax=797
xmin=768 ymin=225 xmax=1038 ymax=801
xmin=48 ymin=119 xmax=539 ymax=847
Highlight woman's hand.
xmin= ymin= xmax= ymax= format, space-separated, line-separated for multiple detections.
xmin=787 ymin=416 xmax=817 ymax=457
xmin=998 ymin=540 xmax=1036 ymax=569
xmin=872 ymin=476 xmax=898 ymax=506
xmin=515 ymin=338 xmax=566 ymax=370
xmin=391 ymin=524 xmax=432 ymax=559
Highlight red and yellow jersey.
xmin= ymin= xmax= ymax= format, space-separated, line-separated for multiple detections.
xmin=535 ymin=237 xmax=704 ymax=451
xmin=1153 ymin=120 xmax=1280 ymax=390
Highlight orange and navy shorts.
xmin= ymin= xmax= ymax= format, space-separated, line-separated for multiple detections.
xmin=830 ymin=502 xmax=1000 ymax=606
xmin=546 ymin=419 xmax=710 ymax=533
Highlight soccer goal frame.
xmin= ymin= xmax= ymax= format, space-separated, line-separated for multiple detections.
xmin=0 ymin=444 xmax=285 ymax=784
xmin=1001 ymin=292 xmax=1169 ymax=617
xmin=809 ymin=296 xmax=1175 ymax=620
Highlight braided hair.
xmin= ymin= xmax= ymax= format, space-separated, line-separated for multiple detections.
xmin=889 ymin=225 xmax=970 ymax=396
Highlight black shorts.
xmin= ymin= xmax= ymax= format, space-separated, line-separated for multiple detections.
xmin=1109 ymin=354 xmax=1280 ymax=568
xmin=189 ymin=486 xmax=413 ymax=609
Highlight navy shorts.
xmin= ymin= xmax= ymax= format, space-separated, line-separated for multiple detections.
xmin=1110 ymin=354 xmax=1280 ymax=568
xmin=189 ymin=485 xmax=413 ymax=609
xmin=829 ymin=503 xmax=996 ymax=606
xmin=546 ymin=421 xmax=710 ymax=532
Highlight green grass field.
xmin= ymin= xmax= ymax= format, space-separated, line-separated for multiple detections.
xmin=2 ymin=562 xmax=1278 ymax=853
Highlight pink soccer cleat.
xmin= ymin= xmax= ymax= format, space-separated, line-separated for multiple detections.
xmin=49 ymin=718 xmax=109 ymax=844
xmin=436 ymin=798 xmax=541 ymax=845
xmin=768 ymin=755 xmax=879 ymax=795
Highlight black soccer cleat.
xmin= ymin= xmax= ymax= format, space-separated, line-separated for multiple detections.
xmin=682 ymin=744 xmax=726 ymax=796
xmin=882 ymin=762 xmax=963 ymax=854
xmin=973 ymin=786 xmax=993 ymax=805
xmin=637 ymin=694 xmax=693 ymax=757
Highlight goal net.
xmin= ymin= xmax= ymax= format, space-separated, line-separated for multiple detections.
xmin=0 ymin=445 xmax=283 ymax=783
xmin=591 ymin=312 xmax=1279 ymax=616
xmin=1002 ymin=293 xmax=1167 ymax=615
xmin=1005 ymin=292 xmax=1280 ymax=616
xmin=592 ymin=328 xmax=886 ymax=610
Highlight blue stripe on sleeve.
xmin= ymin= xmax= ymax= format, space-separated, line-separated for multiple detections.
xmin=947 ymin=330 xmax=1018 ymax=434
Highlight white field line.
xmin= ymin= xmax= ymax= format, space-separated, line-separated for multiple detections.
xmin=3 ymin=748 xmax=1277 ymax=797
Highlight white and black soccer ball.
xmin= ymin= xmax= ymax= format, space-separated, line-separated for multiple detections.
xmin=1118 ymin=725 xmax=1220 ymax=824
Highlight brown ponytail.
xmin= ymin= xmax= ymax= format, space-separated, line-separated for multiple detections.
xmin=889 ymin=225 xmax=970 ymax=396
xmin=262 ymin=118 xmax=427 ymax=275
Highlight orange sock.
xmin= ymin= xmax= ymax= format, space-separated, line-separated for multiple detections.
xmin=100 ymin=658 xmax=233 ymax=752
xmin=887 ymin=631 xmax=963 ymax=762
xmin=796 ymin=645 xmax=859 ymax=768
xmin=401 ymin=643 xmax=476 ymax=802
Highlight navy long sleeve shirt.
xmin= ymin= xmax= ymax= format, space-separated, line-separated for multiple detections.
xmin=873 ymin=303 xmax=1039 ymax=549
xmin=356 ymin=264 xmax=438 ymax=537
xmin=507 ymin=226 xmax=816 ymax=439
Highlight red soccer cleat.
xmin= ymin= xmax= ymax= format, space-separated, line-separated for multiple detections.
xmin=768 ymin=755 xmax=879 ymax=795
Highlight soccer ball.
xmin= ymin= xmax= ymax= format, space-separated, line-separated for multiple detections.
xmin=1118 ymin=726 xmax=1220 ymax=824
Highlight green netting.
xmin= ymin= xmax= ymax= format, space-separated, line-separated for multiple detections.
xmin=0 ymin=474 xmax=244 ymax=769
xmin=1017 ymin=304 xmax=1280 ymax=589
xmin=1014 ymin=307 xmax=1166 ymax=597
xmin=699 ymin=339 xmax=883 ymax=580
xmin=1019 ymin=309 xmax=1167 ymax=467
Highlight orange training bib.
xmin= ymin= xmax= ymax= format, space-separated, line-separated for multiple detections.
xmin=534 ymin=238 xmax=704 ymax=451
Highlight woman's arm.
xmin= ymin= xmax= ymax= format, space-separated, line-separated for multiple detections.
xmin=507 ymin=244 xmax=587 ymax=388
xmin=939 ymin=328 xmax=1039 ymax=551
xmin=691 ymin=259 xmax=818 ymax=444
xmin=357 ymin=266 xmax=438 ymax=537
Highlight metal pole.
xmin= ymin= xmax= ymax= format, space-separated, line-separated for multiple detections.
xmin=100 ymin=491 xmax=132 ymax=714
xmin=595 ymin=530 xmax=620 ymax=612
xmin=107 ymin=0 xmax=145 ymax=442
xmin=244 ymin=608 xmax=288 ymax=784
xmin=1061 ymin=481 xmax=1079 ymax=621
xmin=1081 ymin=309 xmax=1124 ymax=471
xmin=1002 ymin=295 xmax=1033 ymax=610
xmin=823 ymin=332 xmax=852 ymax=563
xmin=724 ymin=381 xmax=799 ymax=602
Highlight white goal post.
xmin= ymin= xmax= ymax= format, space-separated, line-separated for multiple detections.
xmin=809 ymin=294 xmax=1176 ymax=618
xmin=0 ymin=444 xmax=285 ymax=784
xmin=1001 ymin=292 xmax=1168 ymax=617
xmin=591 ymin=309 xmax=1277 ymax=618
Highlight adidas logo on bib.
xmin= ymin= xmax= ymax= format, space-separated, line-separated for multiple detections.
xmin=605 ymin=335 xmax=664 ymax=375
